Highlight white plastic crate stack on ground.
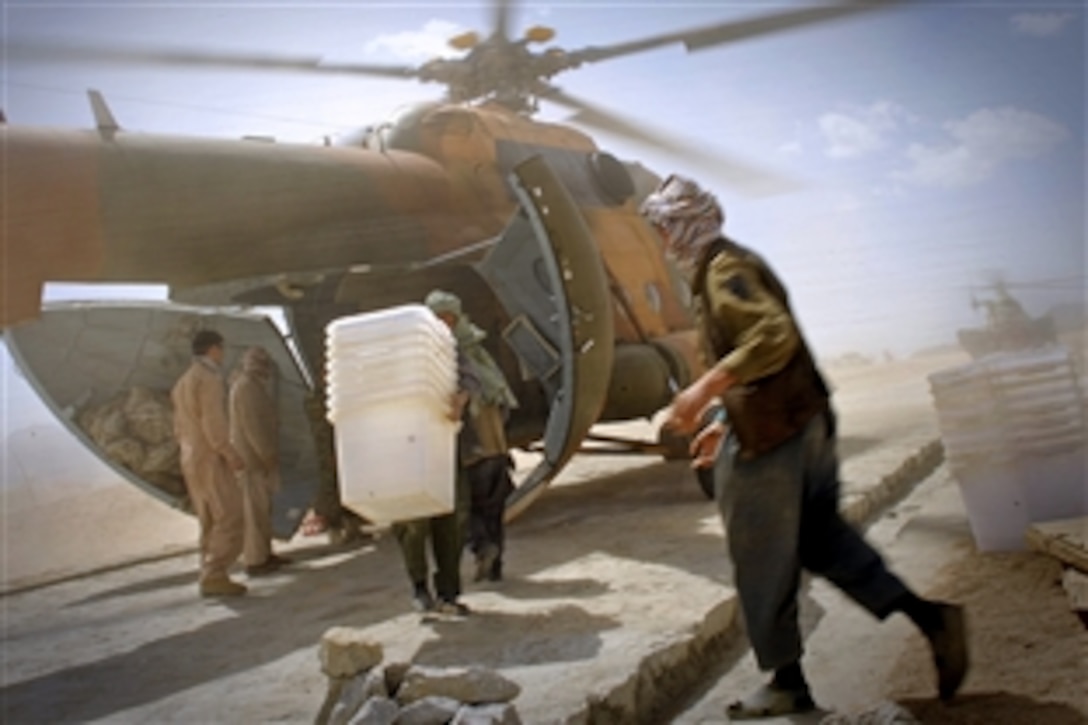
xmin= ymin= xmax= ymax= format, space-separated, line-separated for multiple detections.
xmin=325 ymin=305 xmax=458 ymax=524
xmin=993 ymin=350 xmax=1087 ymax=523
xmin=929 ymin=362 xmax=1025 ymax=551
xmin=929 ymin=346 xmax=1087 ymax=551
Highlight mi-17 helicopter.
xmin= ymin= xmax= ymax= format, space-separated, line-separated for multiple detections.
xmin=957 ymin=279 xmax=1062 ymax=360
xmin=1 ymin=0 xmax=900 ymax=533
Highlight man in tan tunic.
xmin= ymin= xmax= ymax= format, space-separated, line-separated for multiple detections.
xmin=172 ymin=329 xmax=247 ymax=597
xmin=229 ymin=345 xmax=290 ymax=576
xmin=641 ymin=175 xmax=967 ymax=718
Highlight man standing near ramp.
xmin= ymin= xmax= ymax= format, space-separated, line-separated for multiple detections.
xmin=172 ymin=329 xmax=247 ymax=598
xmin=229 ymin=345 xmax=291 ymax=577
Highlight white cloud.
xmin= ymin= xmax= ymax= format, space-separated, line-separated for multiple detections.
xmin=1010 ymin=12 xmax=1076 ymax=37
xmin=778 ymin=140 xmax=802 ymax=155
xmin=894 ymin=107 xmax=1068 ymax=188
xmin=363 ymin=19 xmax=467 ymax=61
xmin=832 ymin=191 xmax=864 ymax=212
xmin=820 ymin=114 xmax=882 ymax=158
xmin=818 ymin=100 xmax=914 ymax=159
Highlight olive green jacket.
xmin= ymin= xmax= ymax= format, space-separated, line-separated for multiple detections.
xmin=693 ymin=237 xmax=830 ymax=459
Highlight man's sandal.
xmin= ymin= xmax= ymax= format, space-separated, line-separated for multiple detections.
xmin=726 ymin=683 xmax=816 ymax=720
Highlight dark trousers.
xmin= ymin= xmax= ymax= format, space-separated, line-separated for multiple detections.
xmin=718 ymin=412 xmax=909 ymax=670
xmin=466 ymin=455 xmax=514 ymax=566
xmin=392 ymin=470 xmax=470 ymax=601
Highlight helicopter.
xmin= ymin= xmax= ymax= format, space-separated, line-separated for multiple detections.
xmin=1 ymin=0 xmax=903 ymax=532
xmin=957 ymin=278 xmax=1062 ymax=360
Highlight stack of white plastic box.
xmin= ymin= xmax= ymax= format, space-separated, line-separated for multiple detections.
xmin=325 ymin=304 xmax=458 ymax=524
xmin=929 ymin=346 xmax=1086 ymax=550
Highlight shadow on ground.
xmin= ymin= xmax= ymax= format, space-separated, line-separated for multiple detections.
xmin=0 ymin=460 xmax=727 ymax=722
xmin=902 ymin=692 xmax=1086 ymax=725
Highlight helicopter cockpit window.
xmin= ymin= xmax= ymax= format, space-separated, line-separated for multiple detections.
xmin=587 ymin=152 xmax=635 ymax=205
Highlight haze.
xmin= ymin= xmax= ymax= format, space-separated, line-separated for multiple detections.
xmin=2 ymin=1 xmax=1084 ymax=486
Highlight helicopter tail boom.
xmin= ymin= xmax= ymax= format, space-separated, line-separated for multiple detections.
xmin=1 ymin=127 xmax=106 ymax=328
xmin=0 ymin=125 xmax=465 ymax=328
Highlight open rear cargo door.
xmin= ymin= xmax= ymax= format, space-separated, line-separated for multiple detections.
xmin=5 ymin=302 xmax=319 ymax=538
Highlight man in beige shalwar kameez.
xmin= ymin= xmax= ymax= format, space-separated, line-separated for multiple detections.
xmin=229 ymin=345 xmax=290 ymax=576
xmin=172 ymin=329 xmax=248 ymax=597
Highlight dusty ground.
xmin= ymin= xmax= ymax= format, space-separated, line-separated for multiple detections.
xmin=0 ymin=350 xmax=967 ymax=593
xmin=674 ymin=468 xmax=1088 ymax=724
xmin=1 ymin=421 xmax=198 ymax=590
xmin=884 ymin=509 xmax=1088 ymax=723
xmin=2 ymin=349 xmax=1084 ymax=723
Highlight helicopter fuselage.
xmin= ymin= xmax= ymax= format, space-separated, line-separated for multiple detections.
xmin=1 ymin=100 xmax=705 ymax=436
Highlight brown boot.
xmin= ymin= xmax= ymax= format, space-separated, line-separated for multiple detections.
xmin=928 ymin=603 xmax=969 ymax=700
xmin=200 ymin=576 xmax=248 ymax=598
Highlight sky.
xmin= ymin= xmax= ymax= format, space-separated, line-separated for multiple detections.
xmin=1 ymin=0 xmax=1085 ymax=449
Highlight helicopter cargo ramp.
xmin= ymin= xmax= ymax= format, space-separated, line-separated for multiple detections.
xmin=0 ymin=352 xmax=962 ymax=724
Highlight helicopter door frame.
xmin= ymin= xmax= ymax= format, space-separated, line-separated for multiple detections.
xmin=477 ymin=155 xmax=615 ymax=519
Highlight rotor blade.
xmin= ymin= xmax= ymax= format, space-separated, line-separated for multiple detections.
xmin=539 ymin=85 xmax=803 ymax=197
xmin=6 ymin=39 xmax=420 ymax=79
xmin=492 ymin=0 xmax=513 ymax=40
xmin=563 ymin=0 xmax=901 ymax=67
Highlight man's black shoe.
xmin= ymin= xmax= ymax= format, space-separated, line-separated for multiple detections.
xmin=928 ymin=603 xmax=969 ymax=700
xmin=412 ymin=583 xmax=436 ymax=612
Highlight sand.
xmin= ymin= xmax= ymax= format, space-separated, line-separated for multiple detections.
xmin=3 ymin=349 xmax=1084 ymax=723
xmin=674 ymin=467 xmax=1088 ymax=724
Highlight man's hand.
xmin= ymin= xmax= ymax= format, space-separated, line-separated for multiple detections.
xmin=447 ymin=390 xmax=470 ymax=422
xmin=689 ymin=421 xmax=727 ymax=469
xmin=665 ymin=367 xmax=735 ymax=435
xmin=665 ymin=380 xmax=712 ymax=435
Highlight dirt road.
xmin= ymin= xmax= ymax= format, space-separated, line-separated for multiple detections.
xmin=673 ymin=467 xmax=1088 ymax=724
xmin=8 ymin=350 xmax=1075 ymax=724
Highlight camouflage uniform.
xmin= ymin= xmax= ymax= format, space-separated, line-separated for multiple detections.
xmin=391 ymin=470 xmax=471 ymax=603
xmin=303 ymin=391 xmax=368 ymax=542
xmin=304 ymin=392 xmax=340 ymax=521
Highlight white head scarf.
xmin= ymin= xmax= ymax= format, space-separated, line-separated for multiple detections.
xmin=639 ymin=174 xmax=724 ymax=278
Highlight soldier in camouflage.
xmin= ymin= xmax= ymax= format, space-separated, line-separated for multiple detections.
xmin=301 ymin=372 xmax=369 ymax=546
